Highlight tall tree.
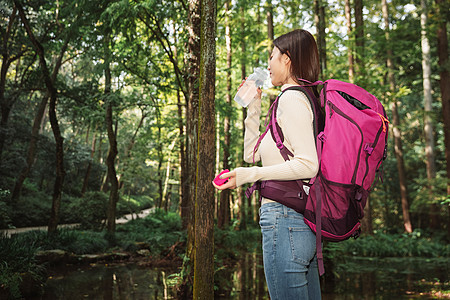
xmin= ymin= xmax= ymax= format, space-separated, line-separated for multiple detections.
xmin=11 ymin=34 xmax=69 ymax=202
xmin=314 ymin=0 xmax=327 ymax=76
xmin=381 ymin=0 xmax=412 ymax=233
xmin=0 ymin=5 xmax=22 ymax=164
xmin=182 ymin=0 xmax=201 ymax=230
xmin=15 ymin=1 xmax=66 ymax=234
xmin=421 ymin=0 xmax=439 ymax=229
xmin=237 ymin=1 xmax=248 ymax=231
xmin=103 ymin=32 xmax=120 ymax=234
xmin=81 ymin=126 xmax=98 ymax=195
xmin=266 ymin=0 xmax=276 ymax=109
xmin=193 ymin=0 xmax=216 ymax=296
xmin=435 ymin=0 xmax=449 ymax=199
xmin=354 ymin=0 xmax=365 ymax=83
xmin=218 ymin=0 xmax=232 ymax=229
xmin=344 ymin=0 xmax=355 ymax=82
xmin=179 ymin=0 xmax=201 ymax=297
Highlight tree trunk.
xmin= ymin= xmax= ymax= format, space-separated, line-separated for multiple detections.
xmin=362 ymin=196 xmax=373 ymax=234
xmin=11 ymin=95 xmax=48 ymax=201
xmin=382 ymin=0 xmax=413 ymax=233
xmin=344 ymin=0 xmax=355 ymax=82
xmin=392 ymin=101 xmax=413 ymax=233
xmin=163 ymin=138 xmax=177 ymax=211
xmin=354 ymin=0 xmax=365 ymax=83
xmin=177 ymin=88 xmax=186 ymax=214
xmin=266 ymin=0 xmax=276 ymax=107
xmin=179 ymin=0 xmax=201 ymax=298
xmin=12 ymin=36 xmax=69 ymax=202
xmin=266 ymin=0 xmax=274 ymax=52
xmin=218 ymin=0 xmax=232 ymax=229
xmin=193 ymin=0 xmax=216 ymax=297
xmin=0 ymin=6 xmax=18 ymax=164
xmin=16 ymin=2 xmax=66 ymax=235
xmin=173 ymin=29 xmax=186 ymax=217
xmin=314 ymin=0 xmax=327 ymax=76
xmin=104 ymin=33 xmax=119 ymax=235
xmin=81 ymin=127 xmax=97 ymax=196
xmin=435 ymin=0 xmax=450 ymax=235
xmin=421 ymin=0 xmax=439 ymax=229
xmin=182 ymin=0 xmax=201 ymax=229
xmin=157 ymin=111 xmax=164 ymax=209
xmin=118 ymin=110 xmax=147 ymax=189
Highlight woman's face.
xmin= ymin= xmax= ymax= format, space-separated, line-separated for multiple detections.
xmin=268 ymin=47 xmax=291 ymax=86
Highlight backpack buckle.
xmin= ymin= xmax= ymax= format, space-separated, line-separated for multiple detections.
xmin=364 ymin=144 xmax=374 ymax=155
xmin=318 ymin=132 xmax=326 ymax=142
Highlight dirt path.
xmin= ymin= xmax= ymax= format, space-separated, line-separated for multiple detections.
xmin=0 ymin=207 xmax=155 ymax=237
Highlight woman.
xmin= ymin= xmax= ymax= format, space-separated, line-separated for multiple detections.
xmin=213 ymin=29 xmax=321 ymax=299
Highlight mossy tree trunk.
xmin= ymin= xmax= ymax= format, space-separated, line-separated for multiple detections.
xmin=193 ymin=0 xmax=216 ymax=297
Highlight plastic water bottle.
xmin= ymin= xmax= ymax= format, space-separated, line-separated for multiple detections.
xmin=234 ymin=67 xmax=268 ymax=108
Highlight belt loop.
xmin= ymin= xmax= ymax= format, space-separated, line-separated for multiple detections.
xmin=283 ymin=205 xmax=288 ymax=216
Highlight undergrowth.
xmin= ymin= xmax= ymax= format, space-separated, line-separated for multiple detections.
xmin=324 ymin=230 xmax=450 ymax=258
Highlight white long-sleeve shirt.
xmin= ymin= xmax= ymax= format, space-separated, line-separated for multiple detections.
xmin=234 ymin=84 xmax=319 ymax=204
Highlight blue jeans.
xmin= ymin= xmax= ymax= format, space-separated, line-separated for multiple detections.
xmin=259 ymin=202 xmax=321 ymax=300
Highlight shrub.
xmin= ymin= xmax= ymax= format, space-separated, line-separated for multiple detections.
xmin=67 ymin=191 xmax=108 ymax=230
xmin=116 ymin=208 xmax=184 ymax=256
xmin=0 ymin=234 xmax=45 ymax=299
xmin=324 ymin=231 xmax=450 ymax=258
xmin=17 ymin=229 xmax=109 ymax=255
xmin=11 ymin=193 xmax=52 ymax=227
xmin=0 ymin=189 xmax=13 ymax=229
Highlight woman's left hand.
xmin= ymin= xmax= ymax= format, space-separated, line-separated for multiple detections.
xmin=212 ymin=170 xmax=237 ymax=190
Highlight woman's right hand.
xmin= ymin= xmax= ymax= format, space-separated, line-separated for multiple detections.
xmin=212 ymin=170 xmax=237 ymax=190
xmin=238 ymin=78 xmax=262 ymax=106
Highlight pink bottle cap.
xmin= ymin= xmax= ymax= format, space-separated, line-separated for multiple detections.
xmin=213 ymin=169 xmax=230 ymax=186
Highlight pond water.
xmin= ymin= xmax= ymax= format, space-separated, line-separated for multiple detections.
xmin=35 ymin=256 xmax=448 ymax=299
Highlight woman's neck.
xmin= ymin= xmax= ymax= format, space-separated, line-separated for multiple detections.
xmin=284 ymin=77 xmax=298 ymax=85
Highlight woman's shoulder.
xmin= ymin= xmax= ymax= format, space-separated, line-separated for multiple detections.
xmin=278 ymin=84 xmax=311 ymax=111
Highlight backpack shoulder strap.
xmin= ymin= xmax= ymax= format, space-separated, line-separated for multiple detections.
xmin=270 ymin=85 xmax=323 ymax=161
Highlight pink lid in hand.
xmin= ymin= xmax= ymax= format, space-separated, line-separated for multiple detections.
xmin=214 ymin=169 xmax=230 ymax=186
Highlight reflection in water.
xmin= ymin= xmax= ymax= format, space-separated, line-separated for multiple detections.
xmin=321 ymin=257 xmax=449 ymax=299
xmin=39 ymin=256 xmax=448 ymax=299
xmin=41 ymin=263 xmax=176 ymax=299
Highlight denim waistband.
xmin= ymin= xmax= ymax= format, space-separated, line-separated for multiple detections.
xmin=259 ymin=201 xmax=303 ymax=217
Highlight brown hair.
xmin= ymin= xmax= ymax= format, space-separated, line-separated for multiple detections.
xmin=273 ymin=29 xmax=320 ymax=85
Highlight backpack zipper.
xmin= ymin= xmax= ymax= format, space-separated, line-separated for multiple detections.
xmin=328 ymin=101 xmax=363 ymax=184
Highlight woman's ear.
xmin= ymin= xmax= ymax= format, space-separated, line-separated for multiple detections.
xmin=284 ymin=52 xmax=291 ymax=64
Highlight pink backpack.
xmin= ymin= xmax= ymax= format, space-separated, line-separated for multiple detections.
xmin=246 ymin=79 xmax=389 ymax=275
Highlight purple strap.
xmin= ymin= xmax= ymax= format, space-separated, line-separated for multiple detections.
xmin=269 ymin=92 xmax=294 ymax=161
xmin=245 ymin=182 xmax=261 ymax=199
xmin=315 ymin=175 xmax=325 ymax=275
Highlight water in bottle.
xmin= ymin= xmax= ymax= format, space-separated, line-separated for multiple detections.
xmin=234 ymin=67 xmax=268 ymax=107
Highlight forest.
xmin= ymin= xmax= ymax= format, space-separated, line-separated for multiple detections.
xmin=0 ymin=0 xmax=449 ymax=298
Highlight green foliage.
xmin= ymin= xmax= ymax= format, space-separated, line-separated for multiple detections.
xmin=16 ymin=229 xmax=109 ymax=255
xmin=214 ymin=225 xmax=261 ymax=259
xmin=325 ymin=231 xmax=450 ymax=258
xmin=0 ymin=234 xmax=45 ymax=299
xmin=115 ymin=208 xmax=184 ymax=256
xmin=117 ymin=194 xmax=154 ymax=216
xmin=67 ymin=191 xmax=109 ymax=230
xmin=11 ymin=192 xmax=52 ymax=227
xmin=0 ymin=189 xmax=12 ymax=229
